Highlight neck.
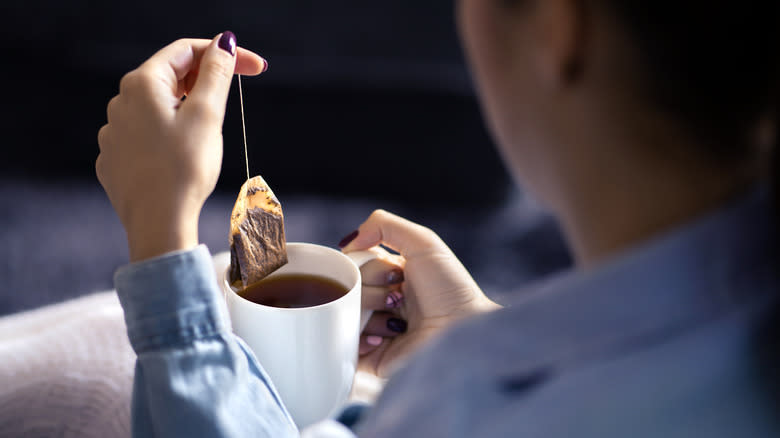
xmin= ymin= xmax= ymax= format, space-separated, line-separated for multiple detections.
xmin=550 ymin=120 xmax=757 ymax=268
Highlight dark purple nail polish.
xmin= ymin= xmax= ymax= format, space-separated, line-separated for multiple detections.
xmin=386 ymin=268 xmax=404 ymax=285
xmin=338 ymin=230 xmax=359 ymax=248
xmin=387 ymin=317 xmax=407 ymax=333
xmin=218 ymin=31 xmax=237 ymax=56
xmin=385 ymin=291 xmax=404 ymax=309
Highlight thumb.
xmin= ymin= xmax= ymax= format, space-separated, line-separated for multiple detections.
xmin=182 ymin=32 xmax=237 ymax=123
xmin=341 ymin=209 xmax=449 ymax=257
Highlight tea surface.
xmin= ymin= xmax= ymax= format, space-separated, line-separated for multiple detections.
xmin=239 ymin=273 xmax=349 ymax=308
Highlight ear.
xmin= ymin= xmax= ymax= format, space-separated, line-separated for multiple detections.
xmin=534 ymin=0 xmax=586 ymax=87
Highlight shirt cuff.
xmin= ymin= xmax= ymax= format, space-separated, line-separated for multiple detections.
xmin=114 ymin=244 xmax=231 ymax=353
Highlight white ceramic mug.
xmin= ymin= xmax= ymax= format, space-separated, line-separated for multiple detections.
xmin=221 ymin=242 xmax=375 ymax=428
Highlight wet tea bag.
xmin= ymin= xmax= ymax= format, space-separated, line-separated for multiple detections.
xmin=228 ymin=76 xmax=288 ymax=287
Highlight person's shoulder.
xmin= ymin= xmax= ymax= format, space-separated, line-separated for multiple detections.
xmin=364 ymin=291 xmax=780 ymax=437
xmin=354 ymin=301 xmax=552 ymax=437
xmin=368 ymin=276 xmax=585 ymax=407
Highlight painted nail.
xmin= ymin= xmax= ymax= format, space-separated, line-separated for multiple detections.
xmin=366 ymin=335 xmax=383 ymax=346
xmin=261 ymin=58 xmax=269 ymax=73
xmin=385 ymin=290 xmax=404 ymax=309
xmin=387 ymin=317 xmax=407 ymax=333
xmin=338 ymin=230 xmax=359 ymax=248
xmin=386 ymin=268 xmax=404 ymax=285
xmin=218 ymin=31 xmax=237 ymax=56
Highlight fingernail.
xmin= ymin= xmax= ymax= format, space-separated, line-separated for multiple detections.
xmin=338 ymin=230 xmax=359 ymax=248
xmin=387 ymin=317 xmax=407 ymax=333
xmin=218 ymin=31 xmax=237 ymax=56
xmin=385 ymin=291 xmax=404 ymax=309
xmin=366 ymin=335 xmax=383 ymax=346
xmin=386 ymin=268 xmax=404 ymax=284
xmin=261 ymin=58 xmax=269 ymax=73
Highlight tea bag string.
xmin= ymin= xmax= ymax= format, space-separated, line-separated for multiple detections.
xmin=238 ymin=74 xmax=250 ymax=181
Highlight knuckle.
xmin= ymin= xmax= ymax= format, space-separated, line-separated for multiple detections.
xmin=203 ymin=57 xmax=232 ymax=82
xmin=369 ymin=209 xmax=391 ymax=222
xmin=172 ymin=38 xmax=190 ymax=48
xmin=119 ymin=69 xmax=155 ymax=94
xmin=106 ymin=96 xmax=119 ymax=120
xmin=118 ymin=71 xmax=137 ymax=94
xmin=95 ymin=155 xmax=104 ymax=180
xmin=135 ymin=70 xmax=157 ymax=92
xmin=416 ymin=224 xmax=442 ymax=244
xmin=97 ymin=125 xmax=108 ymax=148
xmin=369 ymin=209 xmax=438 ymax=240
xmin=417 ymin=224 xmax=437 ymax=238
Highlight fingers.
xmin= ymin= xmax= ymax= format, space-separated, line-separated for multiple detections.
xmin=178 ymin=33 xmax=237 ymax=123
xmin=175 ymin=45 xmax=266 ymax=96
xmin=359 ymin=334 xmax=385 ymax=355
xmin=126 ymin=34 xmax=266 ymax=117
xmin=360 ymin=255 xmax=405 ymax=311
xmin=341 ymin=209 xmax=447 ymax=257
xmin=144 ymin=35 xmax=265 ymax=83
xmin=360 ymin=257 xmax=404 ymax=286
xmin=97 ymin=124 xmax=109 ymax=152
xmin=235 ymin=46 xmax=267 ymax=76
xmin=362 ymin=286 xmax=404 ymax=311
xmin=359 ymin=312 xmax=407 ymax=356
xmin=358 ymin=255 xmax=408 ymax=350
xmin=106 ymin=95 xmax=120 ymax=125
xmin=363 ymin=312 xmax=408 ymax=337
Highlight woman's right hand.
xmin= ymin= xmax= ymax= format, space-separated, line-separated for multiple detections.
xmin=96 ymin=33 xmax=265 ymax=262
xmin=341 ymin=209 xmax=501 ymax=378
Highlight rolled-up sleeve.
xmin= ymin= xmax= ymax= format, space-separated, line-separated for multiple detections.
xmin=114 ymin=244 xmax=300 ymax=438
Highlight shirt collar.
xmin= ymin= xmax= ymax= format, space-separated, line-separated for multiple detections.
xmin=481 ymin=187 xmax=777 ymax=377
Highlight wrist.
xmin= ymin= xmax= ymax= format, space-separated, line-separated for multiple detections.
xmin=128 ymin=232 xmax=199 ymax=263
xmin=125 ymin=213 xmax=200 ymax=262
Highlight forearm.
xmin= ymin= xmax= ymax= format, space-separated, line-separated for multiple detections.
xmin=114 ymin=245 xmax=298 ymax=438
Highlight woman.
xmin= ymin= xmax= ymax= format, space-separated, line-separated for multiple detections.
xmin=97 ymin=1 xmax=778 ymax=437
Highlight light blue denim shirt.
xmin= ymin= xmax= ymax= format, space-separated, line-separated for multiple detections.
xmin=115 ymin=188 xmax=778 ymax=438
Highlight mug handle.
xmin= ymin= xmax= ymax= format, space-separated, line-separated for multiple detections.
xmin=343 ymin=250 xmax=377 ymax=331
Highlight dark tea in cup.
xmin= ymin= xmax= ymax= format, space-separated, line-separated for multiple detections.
xmin=237 ymin=273 xmax=349 ymax=308
xmin=223 ymin=242 xmax=374 ymax=427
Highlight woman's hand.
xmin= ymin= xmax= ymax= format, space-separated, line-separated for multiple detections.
xmin=97 ymin=33 xmax=266 ymax=262
xmin=341 ymin=209 xmax=501 ymax=378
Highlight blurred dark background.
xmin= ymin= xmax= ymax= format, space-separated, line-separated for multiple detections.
xmin=0 ymin=1 xmax=570 ymax=316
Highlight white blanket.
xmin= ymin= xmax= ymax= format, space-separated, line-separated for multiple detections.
xmin=0 ymin=252 xmax=383 ymax=436
xmin=0 ymin=292 xmax=134 ymax=437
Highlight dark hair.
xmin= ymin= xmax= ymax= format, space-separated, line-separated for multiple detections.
xmin=607 ymin=3 xmax=780 ymax=205
xmin=602 ymin=0 xmax=780 ymax=405
xmin=503 ymin=0 xmax=780 ymax=410
xmin=501 ymin=1 xmax=780 ymax=213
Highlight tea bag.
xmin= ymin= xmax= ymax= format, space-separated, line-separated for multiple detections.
xmin=229 ymin=176 xmax=288 ymax=287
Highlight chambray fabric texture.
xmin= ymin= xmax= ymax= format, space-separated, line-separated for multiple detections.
xmin=115 ymin=188 xmax=778 ymax=438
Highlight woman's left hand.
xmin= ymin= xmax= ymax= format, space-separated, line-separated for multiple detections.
xmin=97 ymin=33 xmax=266 ymax=262
xmin=345 ymin=210 xmax=501 ymax=378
